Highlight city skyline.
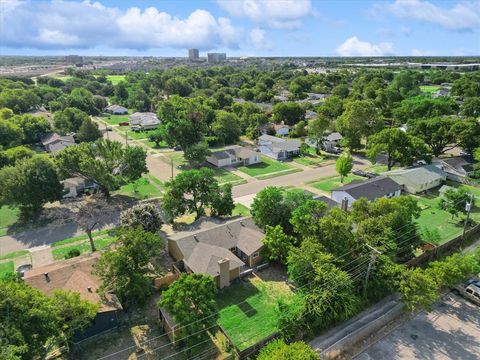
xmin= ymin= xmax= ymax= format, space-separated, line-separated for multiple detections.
xmin=1 ymin=0 xmax=479 ymax=57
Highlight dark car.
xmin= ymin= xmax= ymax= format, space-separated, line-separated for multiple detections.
xmin=366 ymin=172 xmax=379 ymax=178
xmin=467 ymin=279 xmax=480 ymax=287
xmin=352 ymin=169 xmax=367 ymax=177
xmin=118 ymin=121 xmax=129 ymax=126
xmin=16 ymin=264 xmax=32 ymax=278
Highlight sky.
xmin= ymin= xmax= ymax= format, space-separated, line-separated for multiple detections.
xmin=0 ymin=0 xmax=479 ymax=57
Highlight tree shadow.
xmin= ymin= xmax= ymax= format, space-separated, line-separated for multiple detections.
xmin=216 ymin=279 xmax=260 ymax=310
xmin=238 ymin=302 xmax=257 ymax=317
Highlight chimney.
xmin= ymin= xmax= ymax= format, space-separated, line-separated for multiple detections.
xmin=218 ymin=258 xmax=230 ymax=289
xmin=44 ymin=272 xmax=50 ymax=282
xmin=341 ymin=197 xmax=349 ymax=211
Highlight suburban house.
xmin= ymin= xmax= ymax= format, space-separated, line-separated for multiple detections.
xmin=434 ymin=156 xmax=476 ymax=183
xmin=331 ymin=176 xmax=402 ymax=206
xmin=260 ymin=122 xmax=290 ymax=136
xmin=62 ymin=177 xmax=97 ymax=198
xmin=23 ymin=254 xmax=122 ymax=341
xmin=29 ymin=107 xmax=53 ymax=124
xmin=258 ymin=134 xmax=300 ymax=160
xmin=384 ymin=165 xmax=447 ymax=194
xmin=206 ymin=145 xmax=260 ymax=168
xmin=168 ymin=217 xmax=265 ymax=288
xmin=129 ymin=112 xmax=160 ymax=131
xmin=41 ymin=132 xmax=76 ymax=153
xmin=324 ymin=132 xmax=343 ymax=151
xmin=105 ymin=104 xmax=128 ymax=115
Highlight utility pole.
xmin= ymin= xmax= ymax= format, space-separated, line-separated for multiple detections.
xmin=364 ymin=243 xmax=381 ymax=297
xmin=462 ymin=193 xmax=474 ymax=240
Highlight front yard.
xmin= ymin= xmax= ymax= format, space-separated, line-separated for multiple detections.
xmin=238 ymin=156 xmax=300 ymax=179
xmin=309 ymin=174 xmax=364 ymax=193
xmin=217 ymin=276 xmax=293 ymax=351
xmin=51 ymin=229 xmax=117 ymax=260
xmin=113 ymin=176 xmax=163 ymax=199
xmin=102 ymin=114 xmax=130 ymax=125
xmin=0 ymin=205 xmax=20 ymax=236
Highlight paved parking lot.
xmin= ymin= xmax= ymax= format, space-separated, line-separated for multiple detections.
xmin=354 ymin=293 xmax=480 ymax=360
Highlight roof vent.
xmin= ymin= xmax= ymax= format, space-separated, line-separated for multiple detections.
xmin=87 ymin=286 xmax=92 ymax=292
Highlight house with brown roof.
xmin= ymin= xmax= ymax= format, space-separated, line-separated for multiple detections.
xmin=206 ymin=145 xmax=260 ymax=168
xmin=168 ymin=217 xmax=265 ymax=288
xmin=23 ymin=254 xmax=122 ymax=341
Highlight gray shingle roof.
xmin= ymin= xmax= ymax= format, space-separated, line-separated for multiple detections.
xmin=384 ymin=165 xmax=446 ymax=186
xmin=184 ymin=243 xmax=244 ymax=276
xmin=333 ymin=176 xmax=402 ymax=201
xmin=272 ymin=139 xmax=301 ymax=152
xmin=129 ymin=112 xmax=160 ymax=126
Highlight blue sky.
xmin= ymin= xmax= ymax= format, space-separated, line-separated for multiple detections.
xmin=1 ymin=0 xmax=479 ymax=57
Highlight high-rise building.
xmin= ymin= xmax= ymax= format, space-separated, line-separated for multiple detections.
xmin=188 ymin=49 xmax=199 ymax=60
xmin=207 ymin=53 xmax=226 ymax=63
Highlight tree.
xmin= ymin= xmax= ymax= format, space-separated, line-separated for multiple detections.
xmin=307 ymin=115 xmax=330 ymax=154
xmin=393 ymin=96 xmax=458 ymax=124
xmin=257 ymin=339 xmax=320 ymax=360
xmin=55 ymin=139 xmax=147 ymax=196
xmin=53 ymin=107 xmax=89 ymax=134
xmin=183 ymin=142 xmax=211 ymax=168
xmin=120 ymin=203 xmax=163 ymax=233
xmin=337 ymin=99 xmax=380 ymax=150
xmin=94 ymin=227 xmax=163 ymax=307
xmin=335 ymin=152 xmax=353 ymax=183
xmin=263 ymin=225 xmax=297 ymax=264
xmin=0 ymin=119 xmax=24 ymax=148
xmin=460 ymin=97 xmax=480 ymax=117
xmin=0 ymin=146 xmax=34 ymax=168
xmin=408 ymin=117 xmax=459 ymax=156
xmin=455 ymin=118 xmax=480 ymax=154
xmin=439 ymin=188 xmax=472 ymax=219
xmin=0 ymin=279 xmax=97 ymax=360
xmin=398 ymin=267 xmax=439 ymax=311
xmin=158 ymin=274 xmax=218 ymax=347
xmin=212 ymin=111 xmax=241 ymax=145
xmin=367 ymin=128 xmax=431 ymax=170
xmin=65 ymin=88 xmax=99 ymax=115
xmin=148 ymin=127 xmax=165 ymax=148
xmin=291 ymin=120 xmax=307 ymax=137
xmin=164 ymin=77 xmax=192 ymax=97
xmin=210 ymin=183 xmax=235 ymax=217
xmin=0 ymin=88 xmax=41 ymax=114
xmin=290 ymin=200 xmax=327 ymax=238
xmin=76 ymin=118 xmax=102 ymax=143
xmin=0 ymin=156 xmax=63 ymax=217
xmin=272 ymin=102 xmax=305 ymax=126
xmin=165 ymin=114 xmax=207 ymax=150
xmin=162 ymin=168 xmax=234 ymax=220
xmin=12 ymin=114 xmax=51 ymax=144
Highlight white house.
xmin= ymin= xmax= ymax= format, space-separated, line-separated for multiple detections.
xmin=129 ymin=112 xmax=160 ymax=131
xmin=207 ymin=146 xmax=260 ymax=168
xmin=324 ymin=132 xmax=343 ymax=151
xmin=331 ymin=176 xmax=402 ymax=206
xmin=105 ymin=104 xmax=128 ymax=115
xmin=258 ymin=135 xmax=300 ymax=160
xmin=384 ymin=165 xmax=447 ymax=194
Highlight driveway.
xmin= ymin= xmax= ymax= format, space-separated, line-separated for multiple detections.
xmin=353 ymin=293 xmax=480 ymax=360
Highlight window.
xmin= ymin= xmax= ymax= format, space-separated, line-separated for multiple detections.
xmin=252 ymin=252 xmax=259 ymax=258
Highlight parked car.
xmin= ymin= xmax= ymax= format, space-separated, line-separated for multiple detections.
xmin=16 ymin=264 xmax=32 ymax=278
xmin=118 ymin=122 xmax=129 ymax=126
xmin=467 ymin=278 xmax=480 ymax=287
xmin=131 ymin=125 xmax=142 ymax=132
xmin=326 ymin=147 xmax=342 ymax=154
xmin=352 ymin=169 xmax=368 ymax=177
xmin=366 ymin=172 xmax=379 ymax=178
xmin=453 ymin=280 xmax=480 ymax=305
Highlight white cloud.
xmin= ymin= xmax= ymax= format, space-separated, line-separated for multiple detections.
xmin=336 ymin=37 xmax=394 ymax=56
xmin=249 ymin=27 xmax=271 ymax=49
xmin=1 ymin=0 xmax=243 ymax=50
xmin=217 ymin=0 xmax=314 ymax=29
xmin=386 ymin=0 xmax=480 ymax=31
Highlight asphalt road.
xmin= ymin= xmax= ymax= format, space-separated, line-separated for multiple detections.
xmin=353 ymin=293 xmax=480 ymax=360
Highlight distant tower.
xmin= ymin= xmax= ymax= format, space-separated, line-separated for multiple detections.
xmin=188 ymin=49 xmax=199 ymax=60
xmin=207 ymin=53 xmax=227 ymax=63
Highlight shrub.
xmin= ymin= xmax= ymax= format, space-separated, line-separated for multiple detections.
xmin=65 ymin=249 xmax=81 ymax=259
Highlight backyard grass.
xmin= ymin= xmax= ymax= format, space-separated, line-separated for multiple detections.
xmin=310 ymin=174 xmax=364 ymax=193
xmin=420 ymin=85 xmax=441 ymax=94
xmin=106 ymin=75 xmax=126 ymax=85
xmin=0 ymin=250 xmax=29 ymax=261
xmin=232 ymin=203 xmax=251 ymax=217
xmin=217 ymin=277 xmax=293 ymax=351
xmin=415 ymin=183 xmax=480 ymax=245
xmin=52 ymin=235 xmax=116 ymax=260
xmin=0 ymin=205 xmax=20 ymax=236
xmin=237 ymin=156 xmax=292 ymax=178
xmin=0 ymin=261 xmax=14 ymax=277
xmin=102 ymin=114 xmax=130 ymax=125
xmin=114 ymin=177 xmax=163 ymax=199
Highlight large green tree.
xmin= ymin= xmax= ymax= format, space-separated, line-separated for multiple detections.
xmin=263 ymin=225 xmax=297 ymax=264
xmin=272 ymin=102 xmax=305 ymax=126
xmin=76 ymin=118 xmax=102 ymax=143
xmin=0 ymin=119 xmax=24 ymax=148
xmin=307 ymin=114 xmax=330 ymax=154
xmin=94 ymin=227 xmax=163 ymax=307
xmin=12 ymin=114 xmax=51 ymax=144
xmin=408 ymin=117 xmax=459 ymax=156
xmin=0 ymin=155 xmax=63 ymax=217
xmin=53 ymin=107 xmax=90 ymax=134
xmin=212 ymin=111 xmax=241 ymax=145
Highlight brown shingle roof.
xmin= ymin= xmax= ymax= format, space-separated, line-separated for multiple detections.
xmin=23 ymin=254 xmax=122 ymax=313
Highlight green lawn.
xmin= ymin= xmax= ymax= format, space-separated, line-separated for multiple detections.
xmin=52 ymin=236 xmax=116 ymax=260
xmin=0 ymin=206 xmax=20 ymax=236
xmin=211 ymin=168 xmax=245 ymax=185
xmin=142 ymin=140 xmax=169 ymax=149
xmin=217 ymin=278 xmax=293 ymax=351
xmin=232 ymin=203 xmax=250 ymax=217
xmin=237 ymin=157 xmax=292 ymax=178
xmin=294 ymin=154 xmax=331 ymax=167
xmin=0 ymin=261 xmax=14 ymax=278
xmin=0 ymin=250 xmax=29 ymax=261
xmin=114 ymin=177 xmax=163 ymax=199
xmin=106 ymin=75 xmax=126 ymax=85
xmin=102 ymin=114 xmax=130 ymax=125
xmin=310 ymin=174 xmax=364 ymax=193
xmin=165 ymin=151 xmax=188 ymax=168
xmin=126 ymin=130 xmax=150 ymax=140
xmin=51 ymin=229 xmax=114 ymax=247
xmin=415 ymin=183 xmax=480 ymax=245
xmin=420 ymin=85 xmax=441 ymax=94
